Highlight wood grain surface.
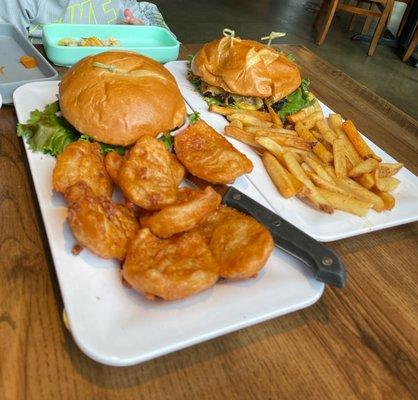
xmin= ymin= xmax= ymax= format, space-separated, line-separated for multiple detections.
xmin=0 ymin=44 xmax=417 ymax=400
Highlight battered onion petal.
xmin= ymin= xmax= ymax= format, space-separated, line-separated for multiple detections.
xmin=195 ymin=206 xmax=273 ymax=279
xmin=65 ymin=182 xmax=139 ymax=260
xmin=123 ymin=228 xmax=220 ymax=300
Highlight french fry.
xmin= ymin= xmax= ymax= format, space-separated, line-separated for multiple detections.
xmin=224 ymin=125 xmax=261 ymax=148
xmin=256 ymin=136 xmax=286 ymax=164
xmin=287 ymin=105 xmax=315 ymax=123
xmin=377 ymin=162 xmax=403 ymax=177
xmin=295 ymin=123 xmax=334 ymax=164
xmin=335 ymin=177 xmax=385 ymax=212
xmin=282 ymin=147 xmax=308 ymax=157
xmin=342 ymin=120 xmax=381 ymax=161
xmin=283 ymin=152 xmax=333 ymax=213
xmin=229 ymin=119 xmax=243 ymax=129
xmin=244 ymin=126 xmax=297 ymax=136
xmin=303 ymin=154 xmax=334 ymax=183
xmin=375 ymin=176 xmax=400 ymax=192
xmin=333 ymin=138 xmax=347 ymax=178
xmin=371 ymin=189 xmax=396 ymax=210
xmin=287 ymin=150 xmax=304 ymax=163
xmin=328 ymin=114 xmax=362 ymax=166
xmin=354 ymin=173 xmax=375 ymax=189
xmin=256 ymin=137 xmax=308 ymax=191
xmin=348 ymin=158 xmax=380 ymax=178
xmin=299 ymin=111 xmax=324 ymax=130
xmin=262 ymin=152 xmax=297 ymax=198
xmin=255 ymin=131 xmax=313 ymax=151
xmin=301 ymin=162 xmax=314 ymax=173
xmin=227 ymin=113 xmax=273 ymax=128
xmin=316 ymin=119 xmax=337 ymax=145
xmin=209 ymin=104 xmax=272 ymax=121
xmin=306 ymin=171 xmax=347 ymax=195
xmin=267 ymin=105 xmax=283 ymax=126
xmin=310 ymin=129 xmax=323 ymax=140
xmin=317 ymin=188 xmax=372 ymax=217
xmin=288 ymin=171 xmax=307 ymax=195
xmin=324 ymin=165 xmax=337 ymax=180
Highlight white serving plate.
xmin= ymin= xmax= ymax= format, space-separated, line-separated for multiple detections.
xmin=166 ymin=61 xmax=418 ymax=242
xmin=14 ymin=81 xmax=324 ymax=367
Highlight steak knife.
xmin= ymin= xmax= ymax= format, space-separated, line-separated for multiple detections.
xmin=188 ymin=176 xmax=347 ymax=288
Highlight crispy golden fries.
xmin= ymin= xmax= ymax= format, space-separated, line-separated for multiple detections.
xmin=227 ymin=113 xmax=273 ymax=128
xmin=378 ymin=162 xmax=403 ymax=177
xmin=220 ymin=100 xmax=403 ymax=216
xmin=229 ymin=119 xmax=244 ymax=129
xmin=283 ymin=152 xmax=333 ymax=213
xmin=317 ymin=188 xmax=372 ymax=217
xmin=335 ymin=177 xmax=385 ymax=212
xmin=310 ymin=129 xmax=322 ymax=140
xmin=302 ymin=154 xmax=334 ymax=183
xmin=342 ymin=120 xmax=381 ymax=161
xmin=224 ymin=125 xmax=261 ymax=148
xmin=333 ymin=139 xmax=346 ymax=178
xmin=262 ymin=152 xmax=298 ymax=198
xmin=375 ymin=176 xmax=400 ymax=192
xmin=255 ymin=131 xmax=313 ymax=151
xmin=298 ymin=111 xmax=324 ymax=130
xmin=328 ymin=114 xmax=363 ymax=166
xmin=305 ymin=171 xmax=347 ymax=195
xmin=209 ymin=104 xmax=272 ymax=121
xmin=348 ymin=158 xmax=380 ymax=178
xmin=267 ymin=105 xmax=283 ymax=126
xmin=372 ymin=188 xmax=395 ymax=210
xmin=295 ymin=123 xmax=334 ymax=164
xmin=287 ymin=105 xmax=315 ymax=123
xmin=315 ymin=119 xmax=337 ymax=145
xmin=354 ymin=172 xmax=375 ymax=189
xmin=245 ymin=126 xmax=297 ymax=136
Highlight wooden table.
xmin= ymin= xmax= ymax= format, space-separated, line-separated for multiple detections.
xmin=1 ymin=44 xmax=417 ymax=400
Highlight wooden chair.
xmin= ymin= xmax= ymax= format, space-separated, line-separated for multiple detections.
xmin=402 ymin=22 xmax=417 ymax=60
xmin=314 ymin=0 xmax=394 ymax=56
xmin=396 ymin=0 xmax=415 ymax=38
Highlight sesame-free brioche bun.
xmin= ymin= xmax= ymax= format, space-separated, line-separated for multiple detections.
xmin=191 ymin=37 xmax=301 ymax=102
xmin=59 ymin=51 xmax=187 ymax=146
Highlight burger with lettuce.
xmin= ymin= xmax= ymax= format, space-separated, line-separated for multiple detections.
xmin=188 ymin=35 xmax=313 ymax=121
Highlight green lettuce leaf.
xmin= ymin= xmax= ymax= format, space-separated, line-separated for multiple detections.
xmin=160 ymin=132 xmax=173 ymax=151
xmin=204 ymin=96 xmax=222 ymax=106
xmin=79 ymin=134 xmax=126 ymax=155
xmin=276 ymin=78 xmax=313 ymax=122
xmin=188 ymin=111 xmax=200 ymax=124
xmin=17 ymin=101 xmax=78 ymax=156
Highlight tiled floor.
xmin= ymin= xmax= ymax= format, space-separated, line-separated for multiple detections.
xmin=156 ymin=0 xmax=418 ymax=120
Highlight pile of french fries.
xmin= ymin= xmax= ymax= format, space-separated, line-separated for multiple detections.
xmin=209 ymin=102 xmax=403 ymax=217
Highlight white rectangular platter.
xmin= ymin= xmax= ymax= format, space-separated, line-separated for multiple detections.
xmin=14 ymin=80 xmax=324 ymax=367
xmin=166 ymin=61 xmax=418 ymax=241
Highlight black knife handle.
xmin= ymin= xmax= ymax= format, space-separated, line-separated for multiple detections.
xmin=223 ymin=187 xmax=347 ymax=288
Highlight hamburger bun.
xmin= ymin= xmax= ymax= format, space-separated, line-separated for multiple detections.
xmin=191 ymin=37 xmax=301 ymax=102
xmin=59 ymin=51 xmax=186 ymax=146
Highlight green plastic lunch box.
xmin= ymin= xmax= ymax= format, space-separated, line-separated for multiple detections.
xmin=42 ymin=24 xmax=180 ymax=67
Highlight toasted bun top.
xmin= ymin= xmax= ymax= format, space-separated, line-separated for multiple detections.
xmin=191 ymin=37 xmax=302 ymax=102
xmin=59 ymin=51 xmax=187 ymax=146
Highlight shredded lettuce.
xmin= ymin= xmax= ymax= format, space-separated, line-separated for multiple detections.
xmin=204 ymin=96 xmax=222 ymax=106
xmin=160 ymin=132 xmax=173 ymax=151
xmin=188 ymin=112 xmax=200 ymax=124
xmin=16 ymin=101 xmax=78 ymax=157
xmin=276 ymin=78 xmax=313 ymax=122
xmin=286 ymin=53 xmax=296 ymax=62
xmin=79 ymin=134 xmax=126 ymax=155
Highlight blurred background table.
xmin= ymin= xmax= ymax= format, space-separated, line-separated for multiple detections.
xmin=0 ymin=44 xmax=417 ymax=400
